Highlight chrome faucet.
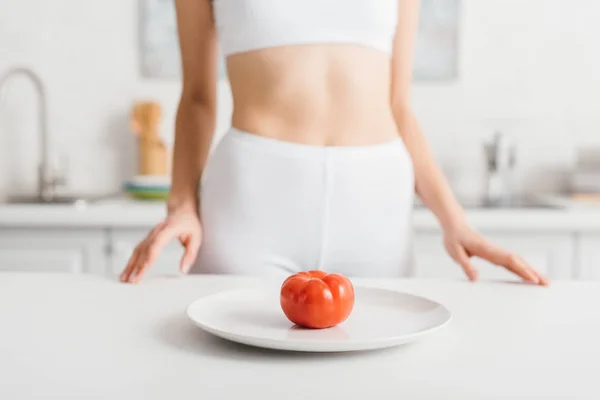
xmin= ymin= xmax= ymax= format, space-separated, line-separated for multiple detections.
xmin=483 ymin=131 xmax=516 ymax=203
xmin=0 ymin=67 xmax=66 ymax=201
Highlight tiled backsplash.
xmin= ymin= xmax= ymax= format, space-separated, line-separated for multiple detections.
xmin=1 ymin=0 xmax=599 ymax=199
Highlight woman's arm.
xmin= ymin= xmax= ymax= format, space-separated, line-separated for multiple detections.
xmin=390 ymin=0 xmax=465 ymax=231
xmin=390 ymin=0 xmax=548 ymax=285
xmin=120 ymin=0 xmax=218 ymax=283
xmin=169 ymin=0 xmax=219 ymax=214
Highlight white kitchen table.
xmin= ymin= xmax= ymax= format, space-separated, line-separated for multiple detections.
xmin=0 ymin=273 xmax=597 ymax=400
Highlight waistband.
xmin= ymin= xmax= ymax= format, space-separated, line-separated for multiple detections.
xmin=225 ymin=127 xmax=407 ymax=159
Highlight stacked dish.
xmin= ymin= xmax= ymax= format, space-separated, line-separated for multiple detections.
xmin=123 ymin=175 xmax=170 ymax=201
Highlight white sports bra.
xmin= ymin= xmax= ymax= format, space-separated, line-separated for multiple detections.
xmin=212 ymin=0 xmax=399 ymax=57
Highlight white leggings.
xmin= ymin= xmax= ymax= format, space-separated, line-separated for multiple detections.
xmin=190 ymin=128 xmax=415 ymax=278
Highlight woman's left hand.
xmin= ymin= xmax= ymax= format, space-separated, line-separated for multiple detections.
xmin=443 ymin=224 xmax=550 ymax=286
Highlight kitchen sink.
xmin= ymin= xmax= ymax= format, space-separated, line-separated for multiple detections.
xmin=415 ymin=196 xmax=564 ymax=210
xmin=4 ymin=193 xmax=117 ymax=206
xmin=459 ymin=196 xmax=562 ymax=209
xmin=6 ymin=195 xmax=89 ymax=206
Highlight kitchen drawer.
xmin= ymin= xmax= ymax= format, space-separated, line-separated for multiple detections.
xmin=576 ymin=234 xmax=600 ymax=280
xmin=0 ymin=229 xmax=107 ymax=273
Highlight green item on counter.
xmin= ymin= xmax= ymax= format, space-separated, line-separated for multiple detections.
xmin=123 ymin=182 xmax=170 ymax=201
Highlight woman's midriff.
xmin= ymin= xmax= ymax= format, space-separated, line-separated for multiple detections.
xmin=225 ymin=45 xmax=400 ymax=146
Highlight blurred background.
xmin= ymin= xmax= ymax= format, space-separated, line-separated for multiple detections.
xmin=2 ymin=0 xmax=599 ymax=198
xmin=0 ymin=0 xmax=599 ymax=281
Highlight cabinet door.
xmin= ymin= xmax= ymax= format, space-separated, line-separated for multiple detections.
xmin=109 ymin=229 xmax=184 ymax=277
xmin=0 ymin=229 xmax=107 ymax=273
xmin=576 ymin=234 xmax=600 ymax=280
xmin=411 ymin=232 xmax=461 ymax=279
xmin=413 ymin=231 xmax=574 ymax=281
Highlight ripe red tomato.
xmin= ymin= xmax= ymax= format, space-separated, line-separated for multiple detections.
xmin=280 ymin=270 xmax=355 ymax=329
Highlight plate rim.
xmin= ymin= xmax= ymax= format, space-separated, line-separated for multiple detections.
xmin=185 ymin=285 xmax=452 ymax=352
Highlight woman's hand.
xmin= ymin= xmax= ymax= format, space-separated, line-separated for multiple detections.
xmin=443 ymin=224 xmax=550 ymax=286
xmin=120 ymin=208 xmax=202 ymax=284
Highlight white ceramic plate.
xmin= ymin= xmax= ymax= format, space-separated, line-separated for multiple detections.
xmin=186 ymin=286 xmax=452 ymax=352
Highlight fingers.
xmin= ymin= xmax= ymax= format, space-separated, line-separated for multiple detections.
xmin=464 ymin=234 xmax=549 ymax=286
xmin=120 ymin=246 xmax=141 ymax=283
xmin=120 ymin=240 xmax=152 ymax=284
xmin=180 ymin=232 xmax=201 ymax=273
xmin=119 ymin=222 xmax=173 ymax=284
xmin=532 ymin=268 xmax=551 ymax=286
xmin=468 ymin=238 xmax=509 ymax=268
xmin=481 ymin=244 xmax=547 ymax=285
xmin=129 ymin=260 xmax=150 ymax=284
xmin=119 ymin=213 xmax=202 ymax=283
xmin=120 ymin=226 xmax=158 ymax=283
xmin=502 ymin=254 xmax=540 ymax=284
xmin=526 ymin=264 xmax=550 ymax=286
xmin=455 ymin=245 xmax=479 ymax=282
xmin=473 ymin=239 xmax=544 ymax=285
xmin=129 ymin=226 xmax=176 ymax=283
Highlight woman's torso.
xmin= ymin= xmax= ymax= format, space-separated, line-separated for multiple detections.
xmin=213 ymin=0 xmax=400 ymax=146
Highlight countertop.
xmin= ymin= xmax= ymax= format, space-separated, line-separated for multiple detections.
xmin=0 ymin=273 xmax=598 ymax=400
xmin=2 ymin=197 xmax=600 ymax=231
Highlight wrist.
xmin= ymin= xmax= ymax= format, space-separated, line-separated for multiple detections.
xmin=436 ymin=203 xmax=468 ymax=234
xmin=441 ymin=220 xmax=466 ymax=238
xmin=167 ymin=194 xmax=198 ymax=215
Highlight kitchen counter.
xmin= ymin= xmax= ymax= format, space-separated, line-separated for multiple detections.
xmin=2 ymin=197 xmax=600 ymax=231
xmin=0 ymin=273 xmax=597 ymax=399
xmin=0 ymin=198 xmax=166 ymax=228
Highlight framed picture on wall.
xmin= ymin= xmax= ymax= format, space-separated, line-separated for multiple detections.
xmin=140 ymin=0 xmax=227 ymax=80
xmin=139 ymin=0 xmax=459 ymax=81
xmin=414 ymin=0 xmax=460 ymax=80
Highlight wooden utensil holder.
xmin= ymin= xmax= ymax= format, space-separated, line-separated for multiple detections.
xmin=138 ymin=136 xmax=169 ymax=176
xmin=130 ymin=100 xmax=170 ymax=176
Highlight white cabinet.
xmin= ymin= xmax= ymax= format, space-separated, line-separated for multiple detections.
xmin=0 ymin=229 xmax=107 ymax=273
xmin=576 ymin=234 xmax=600 ymax=280
xmin=0 ymin=224 xmax=582 ymax=280
xmin=413 ymin=231 xmax=574 ymax=281
xmin=109 ymin=229 xmax=185 ymax=278
xmin=411 ymin=232 xmax=456 ymax=279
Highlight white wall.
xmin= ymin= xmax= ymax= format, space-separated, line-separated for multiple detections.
xmin=412 ymin=0 xmax=600 ymax=196
xmin=0 ymin=0 xmax=233 ymax=198
xmin=0 ymin=0 xmax=599 ymax=199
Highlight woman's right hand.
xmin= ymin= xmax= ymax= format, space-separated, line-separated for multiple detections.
xmin=119 ymin=208 xmax=202 ymax=284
